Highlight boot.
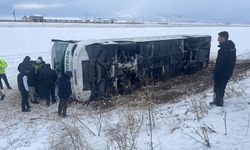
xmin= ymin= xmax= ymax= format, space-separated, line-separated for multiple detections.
xmin=0 ymin=95 xmax=5 ymax=100
xmin=22 ymin=109 xmax=30 ymax=112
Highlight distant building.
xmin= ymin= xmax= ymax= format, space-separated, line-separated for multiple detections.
xmin=21 ymin=15 xmax=44 ymax=22
xmin=44 ymin=17 xmax=82 ymax=23
xmin=31 ymin=15 xmax=44 ymax=22
xmin=21 ymin=16 xmax=29 ymax=21
xmin=110 ymin=18 xmax=117 ymax=23
xmin=19 ymin=15 xmax=121 ymax=24
xmin=21 ymin=15 xmax=83 ymax=23
xmin=94 ymin=18 xmax=117 ymax=23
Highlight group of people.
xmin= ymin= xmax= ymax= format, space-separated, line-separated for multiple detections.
xmin=17 ymin=56 xmax=72 ymax=117
xmin=0 ymin=31 xmax=238 ymax=118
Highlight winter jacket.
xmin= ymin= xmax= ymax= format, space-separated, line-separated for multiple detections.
xmin=39 ymin=68 xmax=58 ymax=88
xmin=213 ymin=40 xmax=236 ymax=79
xmin=0 ymin=59 xmax=7 ymax=74
xmin=27 ymin=68 xmax=37 ymax=87
xmin=17 ymin=72 xmax=29 ymax=94
xmin=58 ymin=75 xmax=72 ymax=100
xmin=34 ymin=63 xmax=45 ymax=74
xmin=18 ymin=59 xmax=32 ymax=73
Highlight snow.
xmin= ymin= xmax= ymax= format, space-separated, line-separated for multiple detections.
xmin=1 ymin=24 xmax=250 ymax=86
xmin=0 ymin=71 xmax=250 ymax=149
xmin=0 ymin=24 xmax=250 ymax=149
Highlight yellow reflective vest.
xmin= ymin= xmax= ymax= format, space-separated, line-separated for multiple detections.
xmin=0 ymin=59 xmax=7 ymax=74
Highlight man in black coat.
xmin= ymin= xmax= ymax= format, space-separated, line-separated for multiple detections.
xmin=17 ymin=69 xmax=31 ymax=112
xmin=211 ymin=31 xmax=236 ymax=107
xmin=39 ymin=64 xmax=58 ymax=106
xmin=28 ymin=65 xmax=39 ymax=104
xmin=18 ymin=56 xmax=32 ymax=73
xmin=58 ymin=71 xmax=72 ymax=117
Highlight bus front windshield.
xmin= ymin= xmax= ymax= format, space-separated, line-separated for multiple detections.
xmin=52 ymin=42 xmax=69 ymax=75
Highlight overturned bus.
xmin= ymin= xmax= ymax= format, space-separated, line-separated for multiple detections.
xmin=51 ymin=35 xmax=211 ymax=101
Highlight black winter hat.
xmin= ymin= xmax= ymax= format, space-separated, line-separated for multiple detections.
xmin=219 ymin=31 xmax=229 ymax=40
xmin=23 ymin=56 xmax=30 ymax=62
xmin=46 ymin=63 xmax=51 ymax=68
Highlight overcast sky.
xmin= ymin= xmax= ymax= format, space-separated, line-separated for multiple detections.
xmin=0 ymin=0 xmax=250 ymax=23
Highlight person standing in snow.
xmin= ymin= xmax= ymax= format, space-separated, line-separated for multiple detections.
xmin=27 ymin=65 xmax=39 ymax=104
xmin=0 ymin=58 xmax=12 ymax=89
xmin=211 ymin=31 xmax=236 ymax=107
xmin=17 ymin=68 xmax=31 ymax=112
xmin=58 ymin=71 xmax=72 ymax=117
xmin=0 ymin=90 xmax=5 ymax=100
xmin=34 ymin=58 xmax=44 ymax=98
xmin=39 ymin=64 xmax=58 ymax=106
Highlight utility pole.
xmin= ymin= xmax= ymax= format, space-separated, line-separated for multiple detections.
xmin=13 ymin=10 xmax=16 ymax=21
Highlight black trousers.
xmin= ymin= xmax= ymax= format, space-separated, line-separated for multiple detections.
xmin=21 ymin=91 xmax=30 ymax=111
xmin=43 ymin=85 xmax=56 ymax=104
xmin=0 ymin=74 xmax=10 ymax=89
xmin=58 ymin=99 xmax=68 ymax=116
xmin=35 ymin=83 xmax=42 ymax=98
xmin=214 ymin=77 xmax=230 ymax=107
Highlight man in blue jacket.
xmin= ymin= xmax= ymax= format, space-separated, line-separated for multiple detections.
xmin=39 ymin=64 xmax=58 ymax=106
xmin=17 ymin=68 xmax=31 ymax=112
xmin=211 ymin=31 xmax=236 ymax=107
xmin=58 ymin=71 xmax=72 ymax=117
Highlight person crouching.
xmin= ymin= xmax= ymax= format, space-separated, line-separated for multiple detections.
xmin=17 ymin=69 xmax=31 ymax=112
xmin=58 ymin=71 xmax=72 ymax=117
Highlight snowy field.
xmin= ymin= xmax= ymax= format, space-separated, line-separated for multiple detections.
xmin=1 ymin=24 xmax=250 ymax=85
xmin=0 ymin=24 xmax=250 ymax=150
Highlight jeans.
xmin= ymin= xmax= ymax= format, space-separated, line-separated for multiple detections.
xmin=29 ymin=87 xmax=36 ymax=102
xmin=214 ymin=77 xmax=230 ymax=107
xmin=43 ymin=85 xmax=56 ymax=105
xmin=21 ymin=91 xmax=30 ymax=111
xmin=0 ymin=90 xmax=4 ymax=97
xmin=58 ymin=99 xmax=68 ymax=116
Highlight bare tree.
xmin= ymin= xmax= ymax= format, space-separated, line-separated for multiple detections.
xmin=188 ymin=95 xmax=209 ymax=121
xmin=49 ymin=118 xmax=92 ymax=150
xmin=105 ymin=110 xmax=144 ymax=150
xmin=185 ymin=122 xmax=215 ymax=148
xmin=148 ymin=103 xmax=154 ymax=150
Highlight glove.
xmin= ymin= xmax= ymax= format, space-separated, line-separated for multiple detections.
xmin=211 ymin=73 xmax=215 ymax=80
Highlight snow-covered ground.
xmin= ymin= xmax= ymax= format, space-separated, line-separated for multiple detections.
xmin=1 ymin=24 xmax=250 ymax=85
xmin=0 ymin=24 xmax=250 ymax=149
xmin=0 ymin=67 xmax=249 ymax=150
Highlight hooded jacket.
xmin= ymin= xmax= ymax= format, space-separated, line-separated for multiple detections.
xmin=39 ymin=67 xmax=58 ymax=88
xmin=0 ymin=59 xmax=7 ymax=74
xmin=18 ymin=56 xmax=32 ymax=73
xmin=27 ymin=67 xmax=37 ymax=87
xmin=57 ymin=75 xmax=72 ymax=100
xmin=17 ymin=72 xmax=29 ymax=94
xmin=213 ymin=40 xmax=236 ymax=79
